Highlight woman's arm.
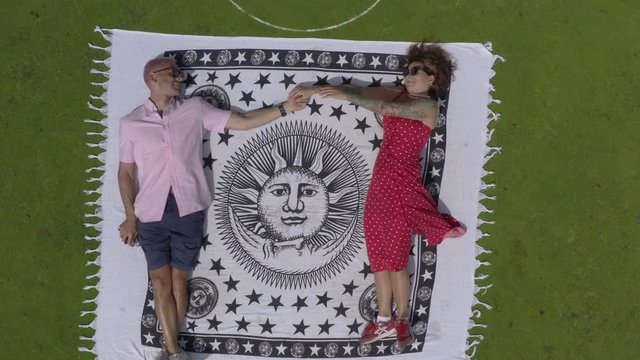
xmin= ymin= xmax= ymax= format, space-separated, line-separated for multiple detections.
xmin=294 ymin=85 xmax=398 ymax=102
xmin=319 ymin=86 xmax=438 ymax=127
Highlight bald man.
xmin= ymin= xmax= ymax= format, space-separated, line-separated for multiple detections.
xmin=118 ymin=57 xmax=307 ymax=360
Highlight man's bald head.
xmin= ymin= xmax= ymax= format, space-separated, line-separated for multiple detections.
xmin=143 ymin=57 xmax=177 ymax=87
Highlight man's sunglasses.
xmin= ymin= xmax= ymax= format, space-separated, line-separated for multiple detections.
xmin=152 ymin=66 xmax=182 ymax=78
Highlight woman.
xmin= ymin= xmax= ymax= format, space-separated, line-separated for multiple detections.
xmin=293 ymin=42 xmax=465 ymax=346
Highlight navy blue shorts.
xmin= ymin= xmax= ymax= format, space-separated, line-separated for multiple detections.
xmin=137 ymin=193 xmax=205 ymax=271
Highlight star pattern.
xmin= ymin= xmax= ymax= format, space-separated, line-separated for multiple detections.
xmin=255 ymin=73 xmax=271 ymax=89
xmin=239 ymin=90 xmax=256 ymax=106
xmin=369 ymin=134 xmax=382 ymax=151
xmin=200 ymin=234 xmax=212 ymax=250
xmin=292 ymin=296 xmax=308 ymax=312
xmin=236 ymin=316 xmax=250 ymax=332
xmin=354 ymin=117 xmax=370 ymax=133
xmin=370 ymin=56 xmax=382 ymax=68
xmin=276 ymin=343 xmax=288 ymax=355
xmin=143 ymin=332 xmax=155 ymax=344
xmin=343 ymin=343 xmax=355 ymax=355
xmin=223 ymin=276 xmax=239 ymax=291
xmin=368 ymin=76 xmax=382 ymax=87
xmin=234 ymin=51 xmax=247 ymax=64
xmin=186 ymin=320 xmax=197 ymax=332
xmin=318 ymin=319 xmax=334 ymax=335
xmin=202 ymin=153 xmax=214 ymax=169
xmin=225 ymin=73 xmax=241 ymax=89
xmin=410 ymin=339 xmax=423 ymax=351
xmin=313 ymin=75 xmax=329 ymax=86
xmin=336 ymin=54 xmax=348 ymax=67
xmin=206 ymin=71 xmax=218 ymax=83
xmin=209 ymin=258 xmax=225 ymax=275
xmin=225 ymin=299 xmax=241 ymax=314
xmin=200 ymin=52 xmax=212 ymax=65
xmin=421 ymin=269 xmax=434 ymax=281
xmin=309 ymin=344 xmax=321 ymax=356
xmin=242 ymin=340 xmax=254 ymax=353
xmin=416 ymin=304 xmax=429 ymax=316
xmin=347 ymin=318 xmax=363 ymax=335
xmin=210 ymin=338 xmax=221 ymax=352
xmin=268 ymin=51 xmax=280 ymax=65
xmin=307 ymin=99 xmax=323 ymax=115
xmin=329 ymin=105 xmax=347 ymax=121
xmin=218 ymin=130 xmax=234 ymax=145
xmin=279 ymin=73 xmax=296 ymax=89
xmin=302 ymin=52 xmax=315 ymax=65
xmin=259 ymin=318 xmax=275 ymax=334
xmin=316 ymin=291 xmax=332 ymax=307
xmin=268 ymin=295 xmax=284 ymax=311
xmin=293 ymin=319 xmax=309 ymax=335
xmin=246 ymin=289 xmax=262 ymax=305
xmin=207 ymin=315 xmax=222 ymax=331
xmin=333 ymin=302 xmax=349 ymax=317
xmin=183 ymin=72 xmax=197 ymax=88
xmin=342 ymin=280 xmax=358 ymax=295
xmin=359 ymin=262 xmax=373 ymax=278
xmin=433 ymin=132 xmax=444 ymax=144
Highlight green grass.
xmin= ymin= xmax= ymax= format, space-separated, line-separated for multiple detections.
xmin=1 ymin=0 xmax=638 ymax=359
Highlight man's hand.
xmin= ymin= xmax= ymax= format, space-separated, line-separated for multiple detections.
xmin=290 ymin=86 xmax=319 ymax=101
xmin=119 ymin=216 xmax=138 ymax=246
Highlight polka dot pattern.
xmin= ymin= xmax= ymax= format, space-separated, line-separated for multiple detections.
xmin=364 ymin=113 xmax=464 ymax=272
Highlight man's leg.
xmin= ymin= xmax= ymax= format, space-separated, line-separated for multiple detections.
xmin=149 ymin=265 xmax=181 ymax=354
xmin=171 ymin=267 xmax=190 ymax=330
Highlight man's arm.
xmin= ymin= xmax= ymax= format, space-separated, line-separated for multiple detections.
xmin=118 ymin=161 xmax=138 ymax=245
xmin=319 ymin=86 xmax=438 ymax=127
xmin=226 ymin=90 xmax=307 ymax=131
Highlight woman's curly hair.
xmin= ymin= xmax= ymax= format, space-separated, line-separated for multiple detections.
xmin=406 ymin=41 xmax=457 ymax=99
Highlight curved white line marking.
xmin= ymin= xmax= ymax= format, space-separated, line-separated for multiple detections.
xmin=228 ymin=0 xmax=382 ymax=32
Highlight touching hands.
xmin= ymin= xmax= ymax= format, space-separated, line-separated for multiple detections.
xmin=284 ymin=88 xmax=309 ymax=113
xmin=284 ymin=85 xmax=348 ymax=113
xmin=119 ymin=217 xmax=138 ymax=246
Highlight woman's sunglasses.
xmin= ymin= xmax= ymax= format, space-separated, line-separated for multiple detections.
xmin=404 ymin=66 xmax=433 ymax=76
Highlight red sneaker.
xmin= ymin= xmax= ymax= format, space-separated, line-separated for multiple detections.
xmin=360 ymin=321 xmax=396 ymax=344
xmin=395 ymin=319 xmax=414 ymax=346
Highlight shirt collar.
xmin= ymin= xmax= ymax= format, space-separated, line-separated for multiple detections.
xmin=143 ymin=96 xmax=180 ymax=117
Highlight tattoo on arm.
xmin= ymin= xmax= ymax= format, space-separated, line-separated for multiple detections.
xmin=343 ymin=86 xmax=436 ymax=120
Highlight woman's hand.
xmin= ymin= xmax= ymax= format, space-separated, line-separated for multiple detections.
xmin=318 ymin=86 xmax=348 ymax=100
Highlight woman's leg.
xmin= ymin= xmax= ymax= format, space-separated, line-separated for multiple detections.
xmin=374 ymin=271 xmax=393 ymax=318
xmin=389 ymin=268 xmax=410 ymax=318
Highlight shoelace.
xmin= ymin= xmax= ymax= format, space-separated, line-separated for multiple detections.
xmin=373 ymin=322 xmax=393 ymax=335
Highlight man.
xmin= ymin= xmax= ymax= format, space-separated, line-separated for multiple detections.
xmin=118 ymin=57 xmax=307 ymax=360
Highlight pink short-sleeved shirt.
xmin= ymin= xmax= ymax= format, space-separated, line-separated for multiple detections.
xmin=119 ymin=96 xmax=231 ymax=222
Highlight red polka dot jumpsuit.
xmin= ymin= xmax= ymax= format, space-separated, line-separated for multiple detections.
xmin=364 ymin=94 xmax=465 ymax=272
